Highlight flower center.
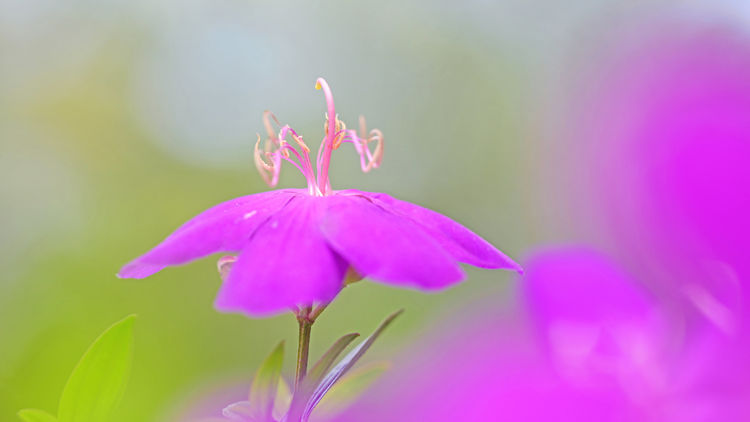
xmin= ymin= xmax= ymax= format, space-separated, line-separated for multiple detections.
xmin=254 ymin=78 xmax=383 ymax=196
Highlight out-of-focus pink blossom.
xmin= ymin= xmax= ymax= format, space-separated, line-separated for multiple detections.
xmin=332 ymin=292 xmax=633 ymax=421
xmin=523 ymin=248 xmax=750 ymax=421
xmin=522 ymin=248 xmax=670 ymax=402
xmin=569 ymin=24 xmax=750 ymax=406
xmin=576 ymin=24 xmax=750 ymax=335
xmin=334 ymin=248 xmax=750 ymax=421
xmin=335 ymin=22 xmax=750 ymax=421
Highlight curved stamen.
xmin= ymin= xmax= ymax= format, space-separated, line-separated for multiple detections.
xmin=367 ymin=129 xmax=384 ymax=168
xmin=327 ymin=115 xmax=347 ymax=150
xmin=339 ymin=116 xmax=384 ymax=173
xmin=254 ymin=134 xmax=282 ymax=186
xmin=277 ymin=144 xmax=305 ymax=174
xmin=254 ymin=116 xmax=323 ymax=195
xmin=254 ymin=79 xmax=383 ymax=195
xmin=263 ymin=111 xmax=281 ymax=144
xmin=278 ymin=126 xmax=319 ymax=195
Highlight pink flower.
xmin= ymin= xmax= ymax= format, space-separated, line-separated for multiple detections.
xmin=334 ymin=248 xmax=750 ymax=421
xmin=567 ymin=24 xmax=750 ymax=416
xmin=331 ymin=22 xmax=750 ymax=422
xmin=574 ymin=24 xmax=750 ymax=333
xmin=522 ymin=249 xmax=750 ymax=421
xmin=119 ymin=78 xmax=520 ymax=317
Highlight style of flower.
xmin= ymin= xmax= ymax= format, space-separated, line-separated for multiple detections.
xmin=119 ymin=78 xmax=521 ymax=316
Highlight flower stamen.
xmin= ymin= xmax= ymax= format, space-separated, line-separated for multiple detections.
xmin=263 ymin=111 xmax=280 ymax=144
xmin=254 ymin=134 xmax=281 ymax=187
xmin=254 ymin=78 xmax=383 ymax=196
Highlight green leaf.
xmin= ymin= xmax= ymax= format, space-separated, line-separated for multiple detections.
xmin=17 ymin=409 xmax=58 ymax=422
xmin=303 ymin=333 xmax=360 ymax=392
xmin=248 ymin=341 xmax=285 ymax=421
xmin=272 ymin=376 xmax=292 ymax=420
xmin=286 ymin=333 xmax=360 ymax=421
xmin=286 ymin=309 xmax=403 ymax=422
xmin=310 ymin=361 xmax=390 ymax=421
xmin=303 ymin=309 xmax=402 ymax=420
xmin=57 ymin=315 xmax=136 ymax=422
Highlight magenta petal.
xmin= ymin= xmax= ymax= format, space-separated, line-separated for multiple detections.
xmin=320 ymin=193 xmax=464 ymax=290
xmin=368 ymin=192 xmax=522 ymax=272
xmin=118 ymin=190 xmax=298 ymax=279
xmin=214 ymin=195 xmax=347 ymax=316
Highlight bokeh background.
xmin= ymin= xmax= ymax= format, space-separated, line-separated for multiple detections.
xmin=1 ymin=1 xmax=748 ymax=421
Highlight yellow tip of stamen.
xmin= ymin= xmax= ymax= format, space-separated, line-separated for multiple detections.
xmin=315 ymin=81 xmax=322 ymax=90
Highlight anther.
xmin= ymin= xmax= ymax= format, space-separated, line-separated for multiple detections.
xmin=291 ymin=133 xmax=310 ymax=153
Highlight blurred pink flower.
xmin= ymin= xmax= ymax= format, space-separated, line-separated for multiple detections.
xmin=334 ymin=23 xmax=750 ymax=421
xmin=576 ymin=24 xmax=750 ymax=335
xmin=119 ymin=78 xmax=520 ymax=317
xmin=334 ymin=247 xmax=750 ymax=421
xmin=523 ymin=248 xmax=750 ymax=421
xmin=522 ymin=248 xmax=669 ymax=395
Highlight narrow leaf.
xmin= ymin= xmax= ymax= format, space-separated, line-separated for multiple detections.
xmin=305 ymin=333 xmax=360 ymax=388
xmin=272 ymin=376 xmax=292 ymax=420
xmin=285 ymin=333 xmax=359 ymax=420
xmin=17 ymin=409 xmax=58 ymax=422
xmin=309 ymin=361 xmax=390 ymax=421
xmin=295 ymin=309 xmax=403 ymax=422
xmin=58 ymin=315 xmax=136 ymax=422
xmin=249 ymin=341 xmax=285 ymax=421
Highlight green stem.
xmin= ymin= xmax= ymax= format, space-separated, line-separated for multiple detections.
xmin=295 ymin=307 xmax=313 ymax=389
xmin=294 ymin=303 xmax=332 ymax=390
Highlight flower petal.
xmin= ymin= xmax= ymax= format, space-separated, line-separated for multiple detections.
xmin=214 ymin=195 xmax=347 ymax=316
xmin=368 ymin=192 xmax=521 ymax=272
xmin=320 ymin=194 xmax=464 ymax=290
xmin=118 ymin=190 xmax=299 ymax=279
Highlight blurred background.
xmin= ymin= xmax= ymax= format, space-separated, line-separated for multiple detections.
xmin=1 ymin=1 xmax=748 ymax=421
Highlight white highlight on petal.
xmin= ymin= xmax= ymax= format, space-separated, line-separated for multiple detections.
xmin=243 ymin=210 xmax=257 ymax=220
xmin=684 ymin=260 xmax=742 ymax=336
xmin=684 ymin=283 xmax=736 ymax=335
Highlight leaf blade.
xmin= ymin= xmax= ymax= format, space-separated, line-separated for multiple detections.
xmin=289 ymin=309 xmax=403 ymax=422
xmin=309 ymin=361 xmax=389 ymax=421
xmin=304 ymin=333 xmax=360 ymax=389
xmin=249 ymin=341 xmax=285 ymax=420
xmin=57 ymin=315 xmax=136 ymax=422
xmin=286 ymin=333 xmax=360 ymax=421
xmin=272 ymin=376 xmax=292 ymax=420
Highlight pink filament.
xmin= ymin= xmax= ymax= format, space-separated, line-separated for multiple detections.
xmin=315 ymin=78 xmax=337 ymax=195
